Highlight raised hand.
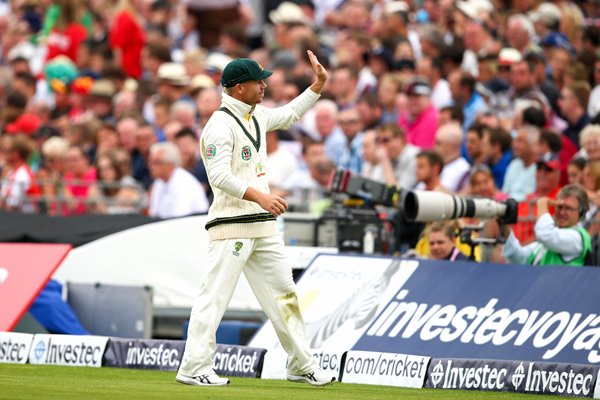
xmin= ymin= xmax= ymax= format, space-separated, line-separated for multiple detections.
xmin=307 ymin=50 xmax=328 ymax=94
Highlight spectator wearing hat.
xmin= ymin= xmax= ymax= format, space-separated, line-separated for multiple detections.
xmin=88 ymin=79 xmax=116 ymax=123
xmin=5 ymin=113 xmax=43 ymax=137
xmin=399 ymin=79 xmax=439 ymax=149
xmin=558 ymin=81 xmax=591 ymax=149
xmin=500 ymin=184 xmax=591 ymax=266
xmin=514 ymin=152 xmax=563 ymax=244
xmin=503 ymin=125 xmax=540 ymax=201
xmin=108 ymin=0 xmax=145 ymax=79
xmin=157 ymin=62 xmax=193 ymax=103
xmin=0 ymin=134 xmax=40 ymax=213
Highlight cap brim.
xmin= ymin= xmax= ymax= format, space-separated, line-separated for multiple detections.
xmin=257 ymin=70 xmax=273 ymax=81
xmin=537 ymin=161 xmax=560 ymax=170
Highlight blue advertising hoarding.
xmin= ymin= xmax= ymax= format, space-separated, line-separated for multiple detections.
xmin=353 ymin=260 xmax=600 ymax=366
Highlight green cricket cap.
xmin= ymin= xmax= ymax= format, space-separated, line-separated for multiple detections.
xmin=220 ymin=58 xmax=273 ymax=88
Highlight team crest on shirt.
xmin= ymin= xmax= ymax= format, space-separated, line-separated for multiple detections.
xmin=255 ymin=162 xmax=265 ymax=177
xmin=232 ymin=241 xmax=243 ymax=257
xmin=241 ymin=145 xmax=252 ymax=161
xmin=206 ymin=144 xmax=216 ymax=159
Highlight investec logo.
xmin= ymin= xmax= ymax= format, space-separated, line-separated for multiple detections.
xmin=32 ymin=336 xmax=103 ymax=366
xmin=430 ymin=360 xmax=594 ymax=396
xmin=429 ymin=360 xmax=508 ymax=390
xmin=516 ymin=362 xmax=594 ymax=396
xmin=367 ymin=291 xmax=600 ymax=363
xmin=125 ymin=343 xmax=180 ymax=367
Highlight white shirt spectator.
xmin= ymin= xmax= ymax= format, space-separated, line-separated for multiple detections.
xmin=589 ymin=85 xmax=600 ymax=118
xmin=267 ymin=146 xmax=299 ymax=188
xmin=0 ymin=164 xmax=36 ymax=213
xmin=431 ymin=79 xmax=453 ymax=110
xmin=392 ymin=143 xmax=420 ymax=189
xmin=440 ymin=157 xmax=471 ymax=192
xmin=502 ymin=158 xmax=536 ymax=201
xmin=149 ymin=167 xmax=209 ymax=218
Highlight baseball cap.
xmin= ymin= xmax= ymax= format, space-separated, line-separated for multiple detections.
xmin=5 ymin=113 xmax=43 ymax=135
xmin=536 ymin=152 xmax=560 ymax=170
xmin=405 ymin=80 xmax=432 ymax=97
xmin=540 ymin=32 xmax=576 ymax=55
xmin=221 ymin=59 xmax=273 ymax=88
xmin=498 ymin=48 xmax=522 ymax=66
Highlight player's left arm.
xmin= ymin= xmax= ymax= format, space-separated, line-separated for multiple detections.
xmin=265 ymin=50 xmax=328 ymax=131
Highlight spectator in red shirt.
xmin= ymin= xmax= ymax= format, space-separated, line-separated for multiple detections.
xmin=62 ymin=145 xmax=97 ymax=215
xmin=514 ymin=153 xmax=562 ymax=244
xmin=45 ymin=0 xmax=88 ymax=63
xmin=109 ymin=0 xmax=145 ymax=79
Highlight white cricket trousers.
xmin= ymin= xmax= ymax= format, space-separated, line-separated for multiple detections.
xmin=178 ymin=235 xmax=316 ymax=377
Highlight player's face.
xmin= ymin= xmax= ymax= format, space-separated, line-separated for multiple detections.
xmin=239 ymin=79 xmax=267 ymax=105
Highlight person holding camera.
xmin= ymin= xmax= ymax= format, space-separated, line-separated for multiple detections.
xmin=499 ymin=184 xmax=592 ymax=266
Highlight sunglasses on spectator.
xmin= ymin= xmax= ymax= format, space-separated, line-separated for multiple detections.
xmin=556 ymin=204 xmax=578 ymax=213
xmin=376 ymin=137 xmax=393 ymax=144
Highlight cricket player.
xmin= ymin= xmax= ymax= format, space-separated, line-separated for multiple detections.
xmin=176 ymin=51 xmax=334 ymax=387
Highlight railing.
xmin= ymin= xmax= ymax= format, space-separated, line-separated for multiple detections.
xmin=0 ymin=178 xmax=146 ymax=216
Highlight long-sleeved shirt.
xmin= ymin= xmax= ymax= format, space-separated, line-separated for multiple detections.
xmin=201 ymin=87 xmax=320 ymax=240
xmin=503 ymin=213 xmax=585 ymax=265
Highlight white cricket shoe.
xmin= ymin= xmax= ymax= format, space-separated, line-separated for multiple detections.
xmin=176 ymin=371 xmax=230 ymax=386
xmin=287 ymin=368 xmax=336 ymax=386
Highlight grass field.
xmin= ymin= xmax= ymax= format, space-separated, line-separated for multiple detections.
xmin=0 ymin=364 xmax=565 ymax=400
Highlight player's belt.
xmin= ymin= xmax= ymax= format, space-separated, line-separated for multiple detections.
xmin=205 ymin=212 xmax=276 ymax=230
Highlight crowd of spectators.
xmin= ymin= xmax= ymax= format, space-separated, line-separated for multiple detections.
xmin=0 ymin=0 xmax=599 ymax=261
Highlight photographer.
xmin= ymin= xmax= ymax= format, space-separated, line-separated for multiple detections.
xmin=499 ymin=184 xmax=592 ymax=266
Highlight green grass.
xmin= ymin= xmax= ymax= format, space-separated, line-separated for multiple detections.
xmin=0 ymin=364 xmax=562 ymax=400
